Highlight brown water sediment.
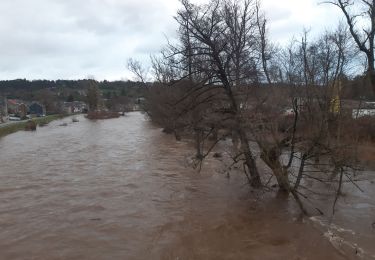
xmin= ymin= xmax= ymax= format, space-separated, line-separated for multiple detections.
xmin=0 ymin=112 xmax=373 ymax=259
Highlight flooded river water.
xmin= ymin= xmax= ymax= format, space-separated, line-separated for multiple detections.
xmin=0 ymin=112 xmax=374 ymax=259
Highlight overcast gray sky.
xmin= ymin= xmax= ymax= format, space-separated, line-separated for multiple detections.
xmin=0 ymin=0 xmax=342 ymax=81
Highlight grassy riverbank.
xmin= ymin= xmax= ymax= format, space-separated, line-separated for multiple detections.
xmin=0 ymin=115 xmax=65 ymax=138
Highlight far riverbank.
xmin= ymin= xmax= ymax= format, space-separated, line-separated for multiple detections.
xmin=0 ymin=114 xmax=69 ymax=138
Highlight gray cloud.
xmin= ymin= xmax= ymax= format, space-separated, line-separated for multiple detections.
xmin=0 ymin=0 xmax=178 ymax=80
xmin=0 ymin=0 xmax=342 ymax=80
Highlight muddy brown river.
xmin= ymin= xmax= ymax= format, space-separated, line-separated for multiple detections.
xmin=0 ymin=112 xmax=374 ymax=259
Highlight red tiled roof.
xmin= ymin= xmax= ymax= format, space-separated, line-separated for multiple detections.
xmin=7 ymin=99 xmax=26 ymax=106
xmin=7 ymin=99 xmax=18 ymax=105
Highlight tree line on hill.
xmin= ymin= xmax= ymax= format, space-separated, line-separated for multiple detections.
xmin=0 ymin=79 xmax=147 ymax=114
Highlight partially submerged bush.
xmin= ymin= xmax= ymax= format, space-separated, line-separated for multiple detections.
xmin=86 ymin=111 xmax=121 ymax=120
xmin=25 ymin=120 xmax=37 ymax=131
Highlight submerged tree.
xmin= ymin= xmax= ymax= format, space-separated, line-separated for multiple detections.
xmin=86 ymin=80 xmax=100 ymax=112
xmin=163 ymin=0 xmax=263 ymax=186
xmin=141 ymin=0 xmax=366 ymax=214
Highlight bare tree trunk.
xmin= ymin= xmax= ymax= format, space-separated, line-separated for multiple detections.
xmin=239 ymin=128 xmax=261 ymax=187
xmin=256 ymin=1 xmax=272 ymax=85
xmin=231 ymin=129 xmax=240 ymax=153
xmin=294 ymin=153 xmax=307 ymax=191
xmin=260 ymin=146 xmax=290 ymax=192
xmin=302 ymin=31 xmax=310 ymax=87
xmin=368 ymin=54 xmax=375 ymax=94
xmin=211 ymin=127 xmax=218 ymax=141
xmin=226 ymin=87 xmax=261 ymax=187
xmin=195 ymin=128 xmax=203 ymax=159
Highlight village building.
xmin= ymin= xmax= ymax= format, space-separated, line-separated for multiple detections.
xmin=29 ymin=102 xmax=46 ymax=117
xmin=63 ymin=101 xmax=87 ymax=114
xmin=349 ymin=101 xmax=375 ymax=118
xmin=7 ymin=99 xmax=28 ymax=118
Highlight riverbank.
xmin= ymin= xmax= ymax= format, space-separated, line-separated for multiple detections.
xmin=0 ymin=115 xmax=66 ymax=138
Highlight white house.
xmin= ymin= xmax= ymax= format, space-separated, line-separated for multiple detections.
xmin=352 ymin=109 xmax=375 ymax=118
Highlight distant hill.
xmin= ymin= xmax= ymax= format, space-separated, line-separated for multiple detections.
xmin=0 ymin=79 xmax=147 ymax=114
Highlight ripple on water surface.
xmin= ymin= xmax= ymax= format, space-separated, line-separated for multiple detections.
xmin=0 ymin=112 xmax=373 ymax=260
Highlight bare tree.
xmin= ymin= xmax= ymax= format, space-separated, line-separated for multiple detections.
xmin=275 ymin=27 xmax=358 ymax=212
xmin=162 ymin=0 xmax=263 ymax=186
xmin=143 ymin=0 xmax=366 ymax=214
xmin=150 ymin=54 xmax=179 ymax=83
xmin=127 ymin=58 xmax=149 ymax=83
xmin=326 ymin=0 xmax=375 ymax=94
xmin=255 ymin=0 xmax=272 ymax=84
